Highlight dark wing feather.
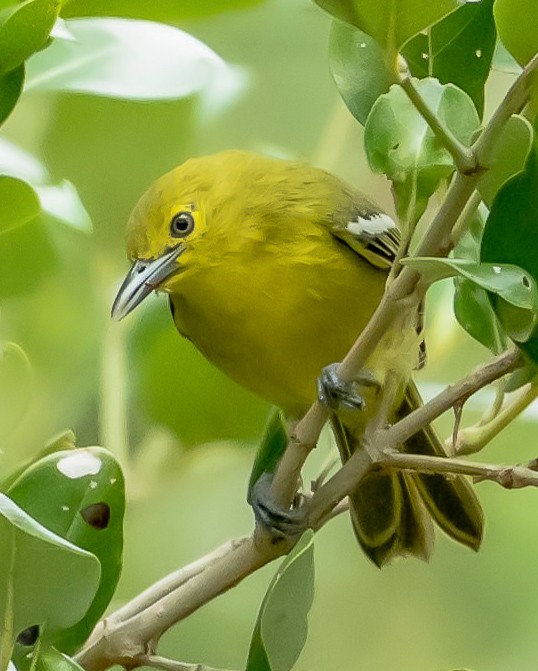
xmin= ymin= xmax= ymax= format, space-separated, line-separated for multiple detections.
xmin=329 ymin=207 xmax=400 ymax=270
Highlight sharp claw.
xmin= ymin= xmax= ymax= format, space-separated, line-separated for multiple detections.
xmin=318 ymin=363 xmax=371 ymax=411
xmin=250 ymin=473 xmax=306 ymax=542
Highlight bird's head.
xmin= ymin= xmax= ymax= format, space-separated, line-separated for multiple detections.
xmin=111 ymin=149 xmax=346 ymax=320
xmin=111 ymin=155 xmax=218 ymax=321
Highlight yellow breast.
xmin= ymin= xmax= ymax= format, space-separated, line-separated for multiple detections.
xmin=168 ymin=221 xmax=386 ymax=417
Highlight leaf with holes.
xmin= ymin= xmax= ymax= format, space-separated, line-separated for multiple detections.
xmin=403 ymin=256 xmax=538 ymax=342
xmin=246 ymin=531 xmax=315 ymax=671
xmin=329 ymin=20 xmax=396 ymax=125
xmin=0 ymin=494 xmax=100 ymax=670
xmin=313 ymin=0 xmax=458 ymax=60
xmin=1 ymin=430 xmax=77 ymax=492
xmin=364 ymin=78 xmax=480 ymax=224
xmin=402 ymin=0 xmax=496 ymax=117
xmin=481 ymin=127 xmax=538 ymax=361
xmin=7 ymin=446 xmax=125 ymax=654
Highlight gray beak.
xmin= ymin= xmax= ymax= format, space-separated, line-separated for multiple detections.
xmin=111 ymin=245 xmax=185 ymax=320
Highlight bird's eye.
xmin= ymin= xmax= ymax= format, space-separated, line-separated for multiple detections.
xmin=170 ymin=211 xmax=195 ymax=238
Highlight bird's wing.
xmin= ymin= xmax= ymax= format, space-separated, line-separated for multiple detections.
xmin=327 ymin=203 xmax=427 ymax=366
xmin=329 ymin=208 xmax=400 ymax=270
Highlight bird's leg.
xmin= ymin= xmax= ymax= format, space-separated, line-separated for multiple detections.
xmin=317 ymin=362 xmax=380 ymax=411
xmin=250 ymin=472 xmax=307 ymax=542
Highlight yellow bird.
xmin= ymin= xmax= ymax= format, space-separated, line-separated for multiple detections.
xmin=112 ymin=150 xmax=483 ymax=566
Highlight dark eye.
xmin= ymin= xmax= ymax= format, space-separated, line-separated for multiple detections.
xmin=170 ymin=211 xmax=195 ymax=237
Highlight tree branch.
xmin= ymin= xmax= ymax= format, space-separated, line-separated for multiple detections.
xmin=76 ymin=349 xmax=526 ymax=671
xmin=75 ymin=536 xmax=282 ymax=671
xmin=76 ymin=48 xmax=538 ymax=671
xmin=269 ymin=50 xmax=538 ymax=510
xmin=307 ymin=348 xmax=521 ymax=527
xmin=381 ymin=348 xmax=522 ymax=452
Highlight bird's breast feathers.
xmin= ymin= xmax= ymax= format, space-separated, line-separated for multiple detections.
xmin=168 ymin=231 xmax=386 ymax=414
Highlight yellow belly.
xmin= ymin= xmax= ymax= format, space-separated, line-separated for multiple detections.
xmin=169 ymin=238 xmax=386 ymax=417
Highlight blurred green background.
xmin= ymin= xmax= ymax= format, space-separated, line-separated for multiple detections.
xmin=2 ymin=0 xmax=538 ymax=669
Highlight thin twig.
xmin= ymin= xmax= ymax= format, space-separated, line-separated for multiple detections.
xmin=141 ymin=654 xmax=236 ymax=671
xmin=382 ymin=349 xmax=522 ymax=451
xmin=384 ymin=451 xmax=538 ymax=489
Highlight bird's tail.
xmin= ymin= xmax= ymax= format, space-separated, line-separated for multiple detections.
xmin=330 ymin=380 xmax=484 ymax=567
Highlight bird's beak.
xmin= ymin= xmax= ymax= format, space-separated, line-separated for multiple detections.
xmin=111 ymin=245 xmax=185 ymax=321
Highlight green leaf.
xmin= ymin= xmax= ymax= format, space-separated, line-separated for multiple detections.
xmin=403 ymin=257 xmax=537 ymax=309
xmin=364 ymin=78 xmax=480 ymax=223
xmin=13 ymin=643 xmax=85 ymax=671
xmin=0 ymin=63 xmax=23 ymax=127
xmin=1 ymin=430 xmax=77 ymax=492
xmin=0 ymin=493 xmax=100 ymax=669
xmin=61 ymin=0 xmax=264 ymax=22
xmin=0 ymin=214 xmax=58 ymax=298
xmin=492 ymin=39 xmax=522 ymax=74
xmin=0 ymin=175 xmax=40 ymax=234
xmin=314 ymin=0 xmax=459 ymax=56
xmin=454 ymin=279 xmax=506 ymax=353
xmin=7 ymin=446 xmax=125 ymax=654
xmin=26 ymin=17 xmax=244 ymax=108
xmin=35 ymin=181 xmax=92 ymax=233
xmin=0 ymin=342 xmax=32 ymax=442
xmin=401 ymin=0 xmax=496 ymax=117
xmin=504 ymin=359 xmax=538 ymax=392
xmin=478 ymin=114 xmax=533 ymax=207
xmin=329 ymin=20 xmax=396 ymax=126
xmin=404 ymin=256 xmax=538 ymax=342
xmin=452 ymin=208 xmax=508 ymax=353
xmin=493 ymin=0 xmax=538 ymax=65
xmin=0 ymin=139 xmax=91 ymax=232
xmin=248 ymin=410 xmax=288 ymax=504
xmin=246 ymin=531 xmax=315 ymax=671
xmin=0 ymin=0 xmax=60 ymax=76
xmin=481 ymin=133 xmax=538 ymax=360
